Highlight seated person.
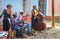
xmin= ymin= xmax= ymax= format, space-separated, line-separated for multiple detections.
xmin=18 ymin=10 xmax=23 ymax=20
xmin=12 ymin=13 xmax=24 ymax=37
xmin=18 ymin=10 xmax=31 ymax=34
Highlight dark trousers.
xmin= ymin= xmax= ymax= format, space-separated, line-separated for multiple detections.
xmin=3 ymin=19 xmax=10 ymax=31
xmin=32 ymin=16 xmax=37 ymax=28
xmin=16 ymin=28 xmax=24 ymax=37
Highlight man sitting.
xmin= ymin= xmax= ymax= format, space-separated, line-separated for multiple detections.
xmin=12 ymin=13 xmax=24 ymax=37
xmin=18 ymin=10 xmax=31 ymax=34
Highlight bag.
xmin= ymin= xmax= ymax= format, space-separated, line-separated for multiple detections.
xmin=8 ymin=30 xmax=14 ymax=38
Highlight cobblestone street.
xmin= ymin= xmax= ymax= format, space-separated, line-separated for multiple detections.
xmin=9 ymin=26 xmax=60 ymax=39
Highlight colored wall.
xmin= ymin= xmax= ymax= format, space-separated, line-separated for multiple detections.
xmin=46 ymin=0 xmax=60 ymax=20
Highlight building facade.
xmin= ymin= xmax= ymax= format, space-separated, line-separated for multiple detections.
xmin=0 ymin=0 xmax=60 ymax=21
xmin=0 ymin=0 xmax=3 ymax=25
xmin=39 ymin=0 xmax=60 ymax=21
xmin=0 ymin=0 xmax=3 ymax=14
xmin=46 ymin=0 xmax=60 ymax=21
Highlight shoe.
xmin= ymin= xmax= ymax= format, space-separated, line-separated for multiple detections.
xmin=20 ymin=35 xmax=25 ymax=38
xmin=31 ymin=31 xmax=37 ymax=36
xmin=27 ymin=32 xmax=32 ymax=36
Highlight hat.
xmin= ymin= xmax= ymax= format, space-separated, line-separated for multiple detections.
xmin=7 ymin=4 xmax=12 ymax=8
xmin=20 ymin=10 xmax=24 ymax=12
xmin=33 ymin=5 xmax=36 ymax=7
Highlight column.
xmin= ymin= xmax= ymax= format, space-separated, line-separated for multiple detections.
xmin=22 ymin=0 xmax=31 ymax=14
xmin=52 ymin=0 xmax=54 ymax=27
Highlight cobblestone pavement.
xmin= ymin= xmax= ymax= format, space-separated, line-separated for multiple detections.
xmin=9 ymin=27 xmax=60 ymax=39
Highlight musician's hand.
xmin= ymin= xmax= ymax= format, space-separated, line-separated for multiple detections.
xmin=36 ymin=16 xmax=39 ymax=19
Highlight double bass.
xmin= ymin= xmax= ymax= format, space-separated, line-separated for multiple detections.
xmin=33 ymin=11 xmax=46 ymax=31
